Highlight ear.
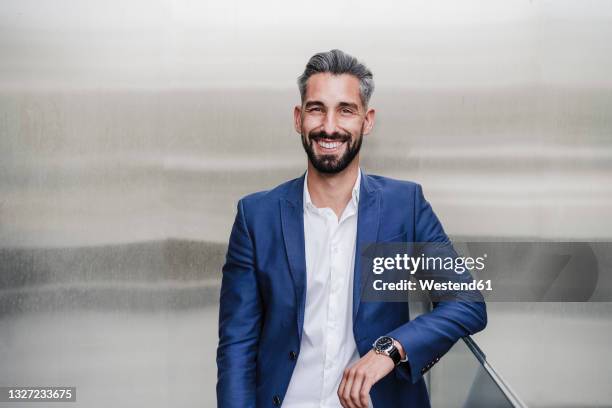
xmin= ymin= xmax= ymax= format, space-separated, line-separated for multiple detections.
xmin=293 ymin=105 xmax=303 ymax=134
xmin=362 ymin=107 xmax=376 ymax=135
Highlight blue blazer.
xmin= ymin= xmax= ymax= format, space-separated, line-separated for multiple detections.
xmin=217 ymin=169 xmax=487 ymax=407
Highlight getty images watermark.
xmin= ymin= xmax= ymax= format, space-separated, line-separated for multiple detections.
xmin=371 ymin=251 xmax=490 ymax=293
xmin=360 ymin=241 xmax=612 ymax=302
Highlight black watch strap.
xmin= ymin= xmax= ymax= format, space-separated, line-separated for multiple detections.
xmin=388 ymin=346 xmax=402 ymax=366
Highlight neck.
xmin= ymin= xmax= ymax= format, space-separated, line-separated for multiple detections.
xmin=306 ymin=159 xmax=360 ymax=218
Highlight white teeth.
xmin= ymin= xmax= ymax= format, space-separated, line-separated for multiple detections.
xmin=318 ymin=140 xmax=341 ymax=149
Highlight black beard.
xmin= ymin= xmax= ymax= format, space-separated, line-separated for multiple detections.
xmin=301 ymin=130 xmax=362 ymax=174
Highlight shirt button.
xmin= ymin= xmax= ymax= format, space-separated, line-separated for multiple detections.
xmin=289 ymin=351 xmax=297 ymax=360
xmin=273 ymin=395 xmax=282 ymax=406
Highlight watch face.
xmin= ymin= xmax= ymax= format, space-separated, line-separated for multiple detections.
xmin=375 ymin=336 xmax=393 ymax=351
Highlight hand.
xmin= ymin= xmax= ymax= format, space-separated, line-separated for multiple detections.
xmin=337 ymin=349 xmax=394 ymax=408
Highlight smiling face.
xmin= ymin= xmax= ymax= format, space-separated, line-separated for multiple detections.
xmin=294 ymin=73 xmax=375 ymax=174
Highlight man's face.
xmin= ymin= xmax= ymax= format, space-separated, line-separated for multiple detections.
xmin=294 ymin=73 xmax=375 ymax=174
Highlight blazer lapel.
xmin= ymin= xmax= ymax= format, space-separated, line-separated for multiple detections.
xmin=353 ymin=170 xmax=381 ymax=321
xmin=280 ymin=173 xmax=307 ymax=342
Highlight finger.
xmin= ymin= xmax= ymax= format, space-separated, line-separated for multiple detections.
xmin=350 ymin=369 xmax=366 ymax=408
xmin=342 ymin=368 xmax=358 ymax=408
xmin=359 ymin=376 xmax=374 ymax=408
xmin=338 ymin=369 xmax=349 ymax=408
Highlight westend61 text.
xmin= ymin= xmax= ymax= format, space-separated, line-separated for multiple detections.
xmin=372 ymin=279 xmax=493 ymax=292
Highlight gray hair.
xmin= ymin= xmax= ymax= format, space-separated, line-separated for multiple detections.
xmin=297 ymin=49 xmax=374 ymax=107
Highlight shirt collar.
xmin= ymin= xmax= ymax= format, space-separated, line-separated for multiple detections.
xmin=303 ymin=168 xmax=361 ymax=212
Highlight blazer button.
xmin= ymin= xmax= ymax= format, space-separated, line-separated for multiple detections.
xmin=273 ymin=395 xmax=282 ymax=406
xmin=289 ymin=351 xmax=297 ymax=360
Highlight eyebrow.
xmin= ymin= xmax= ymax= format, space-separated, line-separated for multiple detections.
xmin=304 ymin=100 xmax=325 ymax=109
xmin=338 ymin=102 xmax=359 ymax=110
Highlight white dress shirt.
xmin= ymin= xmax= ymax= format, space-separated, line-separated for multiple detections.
xmin=283 ymin=169 xmax=372 ymax=408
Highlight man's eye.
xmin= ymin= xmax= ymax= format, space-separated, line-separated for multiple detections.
xmin=341 ymin=108 xmax=354 ymax=114
xmin=308 ymin=107 xmax=322 ymax=112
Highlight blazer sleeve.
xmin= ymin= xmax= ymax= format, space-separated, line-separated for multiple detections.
xmin=216 ymin=199 xmax=262 ymax=407
xmin=386 ymin=184 xmax=488 ymax=384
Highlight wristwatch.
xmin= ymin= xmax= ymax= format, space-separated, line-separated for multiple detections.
xmin=372 ymin=336 xmax=404 ymax=366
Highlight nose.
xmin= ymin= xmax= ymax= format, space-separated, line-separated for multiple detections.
xmin=322 ymin=111 xmax=337 ymax=136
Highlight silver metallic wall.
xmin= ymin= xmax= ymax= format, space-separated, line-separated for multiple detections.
xmin=1 ymin=1 xmax=611 ymax=406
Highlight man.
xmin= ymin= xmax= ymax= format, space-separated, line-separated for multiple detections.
xmin=217 ymin=49 xmax=487 ymax=408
